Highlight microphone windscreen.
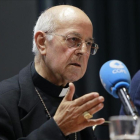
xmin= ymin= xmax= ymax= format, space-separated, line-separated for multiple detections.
xmin=99 ymin=60 xmax=131 ymax=98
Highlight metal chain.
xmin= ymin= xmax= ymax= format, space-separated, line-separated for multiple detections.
xmin=35 ymin=87 xmax=77 ymax=140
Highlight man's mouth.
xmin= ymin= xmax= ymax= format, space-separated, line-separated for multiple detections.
xmin=70 ymin=63 xmax=81 ymax=67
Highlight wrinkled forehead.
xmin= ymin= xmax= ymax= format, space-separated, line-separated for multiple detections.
xmin=46 ymin=6 xmax=93 ymax=37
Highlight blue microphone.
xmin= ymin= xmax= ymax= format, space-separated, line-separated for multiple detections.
xmin=100 ymin=60 xmax=138 ymax=119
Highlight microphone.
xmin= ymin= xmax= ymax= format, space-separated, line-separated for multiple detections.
xmin=99 ymin=60 xmax=138 ymax=119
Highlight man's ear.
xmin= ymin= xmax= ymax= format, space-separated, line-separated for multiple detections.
xmin=34 ymin=31 xmax=47 ymax=55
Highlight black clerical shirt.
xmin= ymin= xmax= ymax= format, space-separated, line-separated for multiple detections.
xmin=31 ymin=63 xmax=78 ymax=140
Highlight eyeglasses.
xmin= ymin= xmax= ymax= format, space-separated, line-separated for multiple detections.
xmin=45 ymin=32 xmax=99 ymax=55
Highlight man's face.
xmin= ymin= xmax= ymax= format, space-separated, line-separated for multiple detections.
xmin=42 ymin=10 xmax=93 ymax=86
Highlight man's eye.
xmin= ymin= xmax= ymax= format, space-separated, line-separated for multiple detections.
xmin=69 ymin=37 xmax=79 ymax=42
xmin=86 ymin=42 xmax=92 ymax=47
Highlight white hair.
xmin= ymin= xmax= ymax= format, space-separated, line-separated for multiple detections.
xmin=32 ymin=10 xmax=58 ymax=55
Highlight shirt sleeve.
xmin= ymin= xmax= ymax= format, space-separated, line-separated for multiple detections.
xmin=0 ymin=104 xmax=67 ymax=140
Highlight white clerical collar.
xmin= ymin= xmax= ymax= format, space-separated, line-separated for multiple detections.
xmin=59 ymin=87 xmax=69 ymax=97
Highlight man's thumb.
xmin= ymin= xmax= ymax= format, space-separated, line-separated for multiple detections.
xmin=65 ymin=82 xmax=75 ymax=101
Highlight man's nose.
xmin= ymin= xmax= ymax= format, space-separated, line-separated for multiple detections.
xmin=75 ymin=42 xmax=88 ymax=55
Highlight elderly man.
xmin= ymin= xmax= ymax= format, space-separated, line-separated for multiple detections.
xmin=0 ymin=5 xmax=105 ymax=140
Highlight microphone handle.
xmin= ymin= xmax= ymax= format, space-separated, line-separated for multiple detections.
xmin=117 ymin=87 xmax=139 ymax=119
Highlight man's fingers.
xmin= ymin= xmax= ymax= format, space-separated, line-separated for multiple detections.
xmin=74 ymin=92 xmax=99 ymax=106
xmin=87 ymin=118 xmax=105 ymax=126
xmin=81 ymin=118 xmax=105 ymax=129
xmin=64 ymin=82 xmax=75 ymax=101
xmin=86 ymin=103 xmax=104 ymax=116
xmin=77 ymin=95 xmax=104 ymax=114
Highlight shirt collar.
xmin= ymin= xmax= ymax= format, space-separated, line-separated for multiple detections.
xmin=31 ymin=62 xmax=69 ymax=97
